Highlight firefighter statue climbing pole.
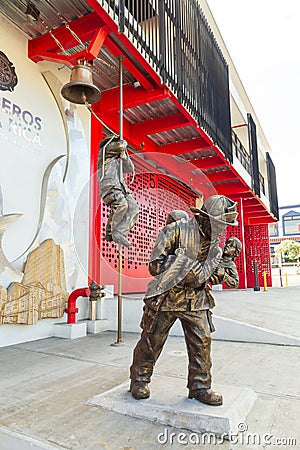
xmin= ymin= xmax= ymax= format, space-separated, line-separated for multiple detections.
xmin=61 ymin=53 xmax=139 ymax=345
xmin=99 ymin=56 xmax=139 ymax=344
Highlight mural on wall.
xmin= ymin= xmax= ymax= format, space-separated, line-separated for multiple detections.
xmin=0 ymin=239 xmax=68 ymax=325
xmin=0 ymin=30 xmax=90 ymax=325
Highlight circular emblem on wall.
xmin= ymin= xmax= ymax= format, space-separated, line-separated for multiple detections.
xmin=0 ymin=51 xmax=18 ymax=92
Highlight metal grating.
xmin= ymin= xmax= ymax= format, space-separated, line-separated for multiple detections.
xmin=148 ymin=126 xmax=202 ymax=146
xmin=0 ymin=0 xmax=92 ymax=39
xmin=123 ymin=98 xmax=179 ymax=124
xmin=177 ymin=148 xmax=217 ymax=161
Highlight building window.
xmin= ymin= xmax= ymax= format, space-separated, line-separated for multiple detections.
xmin=269 ymin=223 xmax=279 ymax=237
xmin=283 ymin=213 xmax=300 ymax=236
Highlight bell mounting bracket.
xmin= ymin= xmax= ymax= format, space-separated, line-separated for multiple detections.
xmin=28 ymin=12 xmax=108 ymax=66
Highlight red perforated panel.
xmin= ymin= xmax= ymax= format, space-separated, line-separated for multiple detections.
xmin=224 ymin=199 xmax=247 ymax=289
xmin=244 ymin=223 xmax=272 ymax=287
xmin=100 ymin=161 xmax=196 ymax=292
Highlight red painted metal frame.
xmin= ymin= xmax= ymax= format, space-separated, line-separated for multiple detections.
xmin=206 ymin=170 xmax=237 ymax=183
xmin=88 ymin=116 xmax=103 ymax=285
xmin=244 ymin=223 xmax=272 ymax=287
xmin=236 ymin=198 xmax=247 ymax=289
xmin=84 ymin=0 xmax=162 ymax=86
xmin=27 ymin=2 xmax=275 ymax=224
xmin=131 ymin=112 xmax=190 ymax=137
xmin=26 ymin=3 xmax=276 ymax=289
xmin=96 ymin=85 xmax=169 ymax=113
xmin=160 ymin=138 xmax=211 ymax=155
xmin=28 ymin=12 xmax=106 ymax=64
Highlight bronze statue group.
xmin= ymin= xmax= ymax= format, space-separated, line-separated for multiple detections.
xmin=98 ymin=135 xmax=241 ymax=406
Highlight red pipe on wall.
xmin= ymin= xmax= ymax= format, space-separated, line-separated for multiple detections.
xmin=65 ymin=288 xmax=90 ymax=324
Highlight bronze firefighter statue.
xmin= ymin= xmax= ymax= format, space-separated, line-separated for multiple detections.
xmin=98 ymin=135 xmax=139 ymax=247
xmin=129 ymin=195 xmax=240 ymax=406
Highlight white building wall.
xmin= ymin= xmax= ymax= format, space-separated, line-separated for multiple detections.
xmin=0 ymin=15 xmax=92 ymax=346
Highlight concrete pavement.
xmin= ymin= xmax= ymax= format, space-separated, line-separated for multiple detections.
xmin=0 ymin=285 xmax=299 ymax=449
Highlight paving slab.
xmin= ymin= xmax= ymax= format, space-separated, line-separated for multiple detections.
xmin=0 ymin=286 xmax=299 ymax=449
xmin=0 ymin=426 xmax=62 ymax=450
xmin=213 ymin=285 xmax=300 ymax=338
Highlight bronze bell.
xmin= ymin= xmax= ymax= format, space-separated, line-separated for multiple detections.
xmin=61 ymin=64 xmax=101 ymax=104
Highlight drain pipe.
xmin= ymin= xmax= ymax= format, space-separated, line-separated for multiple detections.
xmin=65 ymin=287 xmax=90 ymax=324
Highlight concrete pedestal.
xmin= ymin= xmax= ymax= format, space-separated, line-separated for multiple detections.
xmin=52 ymin=322 xmax=87 ymax=339
xmin=88 ymin=375 xmax=257 ymax=437
xmin=85 ymin=319 xmax=109 ymax=334
xmin=212 ymin=284 xmax=223 ymax=291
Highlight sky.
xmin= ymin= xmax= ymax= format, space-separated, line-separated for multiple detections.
xmin=206 ymin=0 xmax=300 ymax=207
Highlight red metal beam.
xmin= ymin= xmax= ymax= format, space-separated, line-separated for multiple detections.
xmin=104 ymin=37 xmax=154 ymax=90
xmin=28 ymin=9 xmax=155 ymax=88
xmin=237 ymin=198 xmax=247 ymax=288
xmin=244 ymin=211 xmax=272 ymax=219
xmin=94 ymin=85 xmax=169 ymax=114
xmin=243 ymin=205 xmax=265 ymax=213
xmin=97 ymin=112 xmax=133 ymax=141
xmin=194 ymin=156 xmax=227 ymax=170
xmin=97 ymin=109 xmax=160 ymax=154
xmin=215 ymin=183 xmax=250 ymax=196
xmin=242 ymin=198 xmax=260 ymax=206
xmin=131 ymin=112 xmax=190 ymax=137
xmin=160 ymin=137 xmax=210 ymax=155
xmin=35 ymin=28 xmax=108 ymax=65
xmin=87 ymin=27 xmax=109 ymax=60
xmin=246 ymin=217 xmax=276 ymax=225
xmin=206 ymin=170 xmax=237 ymax=183
xmin=28 ymin=12 xmax=104 ymax=63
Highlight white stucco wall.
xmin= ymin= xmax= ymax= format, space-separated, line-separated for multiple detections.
xmin=0 ymin=15 xmax=92 ymax=346
xmin=0 ymin=17 xmax=65 ymax=261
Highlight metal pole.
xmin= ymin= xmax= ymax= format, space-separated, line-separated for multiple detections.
xmin=263 ymin=271 xmax=267 ymax=292
xmin=253 ymin=261 xmax=260 ymax=291
xmin=114 ymin=55 xmax=125 ymax=345
xmin=278 ymin=253 xmax=283 ymax=287
xmin=285 ymin=272 xmax=288 ymax=287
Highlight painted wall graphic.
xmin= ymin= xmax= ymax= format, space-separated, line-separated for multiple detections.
xmin=0 ymin=15 xmax=91 ymax=335
xmin=0 ymin=17 xmax=90 ymax=298
xmin=0 ymin=35 xmax=66 ymax=273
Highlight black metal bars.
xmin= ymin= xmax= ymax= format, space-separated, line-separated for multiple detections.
xmin=266 ymin=152 xmax=279 ymax=220
xmin=247 ymin=113 xmax=260 ymax=197
xmin=101 ymin=0 xmax=232 ymax=161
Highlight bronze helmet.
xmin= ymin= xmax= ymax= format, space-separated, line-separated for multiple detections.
xmin=191 ymin=195 xmax=238 ymax=226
